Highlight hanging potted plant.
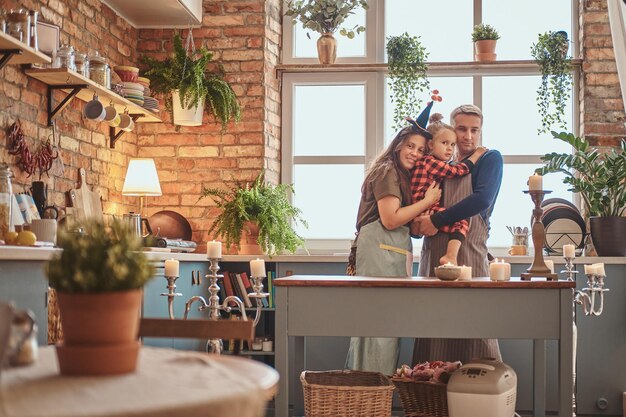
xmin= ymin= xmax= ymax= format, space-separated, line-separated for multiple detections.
xmin=46 ymin=219 xmax=155 ymax=375
xmin=142 ymin=32 xmax=241 ymax=127
xmin=285 ymin=0 xmax=368 ymax=64
xmin=531 ymin=31 xmax=572 ymax=134
xmin=199 ymin=171 xmax=308 ymax=256
xmin=387 ymin=32 xmax=430 ymax=130
xmin=536 ymin=131 xmax=626 ymax=256
xmin=472 ymin=23 xmax=500 ymax=62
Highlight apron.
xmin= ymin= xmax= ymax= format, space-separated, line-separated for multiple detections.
xmin=413 ymin=175 xmax=502 ymax=363
xmin=345 ymin=220 xmax=412 ymax=375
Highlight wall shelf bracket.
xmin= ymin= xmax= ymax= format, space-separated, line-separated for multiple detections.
xmin=109 ymin=114 xmax=144 ymax=148
xmin=0 ymin=49 xmax=22 ymax=70
xmin=47 ymin=84 xmax=87 ymax=126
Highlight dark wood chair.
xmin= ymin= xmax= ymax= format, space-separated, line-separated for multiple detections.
xmin=139 ymin=318 xmax=254 ymax=355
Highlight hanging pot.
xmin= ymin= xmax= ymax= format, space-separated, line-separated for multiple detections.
xmin=317 ymin=33 xmax=337 ymax=65
xmin=474 ymin=40 xmax=497 ymax=62
xmin=172 ymin=90 xmax=205 ymax=126
xmin=238 ymin=221 xmax=263 ymax=255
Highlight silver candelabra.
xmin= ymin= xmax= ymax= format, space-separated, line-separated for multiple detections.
xmin=574 ymin=273 xmax=609 ymax=316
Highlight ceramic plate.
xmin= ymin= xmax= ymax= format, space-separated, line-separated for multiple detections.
xmin=544 ymin=218 xmax=585 ymax=253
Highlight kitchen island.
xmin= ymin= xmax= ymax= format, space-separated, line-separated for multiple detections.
xmin=274 ymin=275 xmax=576 ymax=417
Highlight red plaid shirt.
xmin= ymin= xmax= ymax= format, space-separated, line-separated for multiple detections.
xmin=411 ymin=155 xmax=471 ymax=203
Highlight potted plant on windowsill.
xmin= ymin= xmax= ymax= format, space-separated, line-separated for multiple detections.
xmin=142 ymin=32 xmax=241 ymax=127
xmin=46 ymin=219 xmax=155 ymax=375
xmin=472 ymin=23 xmax=500 ymax=62
xmin=536 ymin=131 xmax=626 ymax=256
xmin=285 ymin=0 xmax=368 ymax=64
xmin=531 ymin=31 xmax=572 ymax=134
xmin=386 ymin=32 xmax=430 ymax=130
xmin=199 ymin=171 xmax=308 ymax=256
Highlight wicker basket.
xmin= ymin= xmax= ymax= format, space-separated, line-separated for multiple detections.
xmin=301 ymin=370 xmax=395 ymax=417
xmin=391 ymin=378 xmax=449 ymax=417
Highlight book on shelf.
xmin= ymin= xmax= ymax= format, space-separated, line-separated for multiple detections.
xmin=221 ymin=271 xmax=237 ymax=307
xmin=234 ymin=273 xmax=252 ymax=308
xmin=267 ymin=271 xmax=274 ymax=308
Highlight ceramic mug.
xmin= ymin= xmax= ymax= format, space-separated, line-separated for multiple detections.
xmin=84 ymin=95 xmax=105 ymax=121
xmin=508 ymin=245 xmax=527 ymax=256
xmin=118 ymin=113 xmax=135 ymax=132
xmin=104 ymin=105 xmax=120 ymax=127
xmin=29 ymin=218 xmax=57 ymax=244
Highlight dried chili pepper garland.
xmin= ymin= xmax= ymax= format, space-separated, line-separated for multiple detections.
xmin=7 ymin=120 xmax=59 ymax=179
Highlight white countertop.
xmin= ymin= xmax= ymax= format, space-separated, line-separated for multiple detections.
xmin=1 ymin=245 xmax=625 ymax=264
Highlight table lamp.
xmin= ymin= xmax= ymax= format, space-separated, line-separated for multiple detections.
xmin=122 ymin=158 xmax=162 ymax=217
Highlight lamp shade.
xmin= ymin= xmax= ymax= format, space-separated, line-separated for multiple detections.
xmin=122 ymin=158 xmax=162 ymax=196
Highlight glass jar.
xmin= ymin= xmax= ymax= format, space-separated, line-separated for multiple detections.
xmin=88 ymin=51 xmax=110 ymax=89
xmin=6 ymin=9 xmax=30 ymax=45
xmin=0 ymin=163 xmax=13 ymax=242
xmin=1 ymin=10 xmax=7 ymax=33
xmin=75 ymin=51 xmax=89 ymax=78
xmin=56 ymin=44 xmax=76 ymax=71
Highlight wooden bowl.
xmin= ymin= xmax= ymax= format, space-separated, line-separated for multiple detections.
xmin=434 ymin=266 xmax=461 ymax=281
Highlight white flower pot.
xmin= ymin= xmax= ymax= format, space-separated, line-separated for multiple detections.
xmin=172 ymin=90 xmax=204 ymax=126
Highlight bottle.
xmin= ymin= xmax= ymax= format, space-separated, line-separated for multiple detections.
xmin=0 ymin=163 xmax=13 ymax=242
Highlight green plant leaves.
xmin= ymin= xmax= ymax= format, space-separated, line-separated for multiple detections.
xmin=387 ymin=33 xmax=430 ymax=130
xmin=471 ymin=24 xmax=500 ymax=42
xmin=536 ymin=131 xmax=626 ymax=217
xmin=285 ymin=0 xmax=368 ymax=38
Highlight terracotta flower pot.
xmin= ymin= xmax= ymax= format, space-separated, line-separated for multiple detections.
xmin=317 ymin=33 xmax=337 ymax=65
xmin=56 ymin=289 xmax=142 ymax=375
xmin=474 ymin=40 xmax=497 ymax=62
xmin=239 ymin=221 xmax=263 ymax=255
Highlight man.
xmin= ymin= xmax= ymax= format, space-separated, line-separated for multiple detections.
xmin=412 ymin=104 xmax=503 ymax=363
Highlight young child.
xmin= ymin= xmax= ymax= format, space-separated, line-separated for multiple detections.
xmin=408 ymin=109 xmax=487 ymax=266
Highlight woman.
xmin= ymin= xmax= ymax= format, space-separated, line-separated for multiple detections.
xmin=345 ymin=124 xmax=441 ymax=375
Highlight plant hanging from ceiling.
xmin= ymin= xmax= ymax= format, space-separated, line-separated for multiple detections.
xmin=530 ymin=31 xmax=572 ymax=134
xmin=387 ymin=33 xmax=430 ymax=130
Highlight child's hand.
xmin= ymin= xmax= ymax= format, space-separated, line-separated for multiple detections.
xmin=468 ymin=146 xmax=488 ymax=163
xmin=423 ymin=183 xmax=441 ymax=206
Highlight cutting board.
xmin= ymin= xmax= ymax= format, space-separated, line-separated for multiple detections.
xmin=67 ymin=168 xmax=103 ymax=221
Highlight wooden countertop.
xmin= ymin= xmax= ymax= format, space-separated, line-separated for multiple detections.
xmin=274 ymin=275 xmax=577 ymax=288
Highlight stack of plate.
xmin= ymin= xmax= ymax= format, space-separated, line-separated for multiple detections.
xmin=143 ymin=97 xmax=159 ymax=113
xmin=121 ymin=81 xmax=145 ymax=106
xmin=540 ymin=198 xmax=586 ymax=254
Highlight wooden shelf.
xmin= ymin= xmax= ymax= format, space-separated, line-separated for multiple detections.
xmin=223 ymin=350 xmax=275 ymax=356
xmin=25 ymin=68 xmax=161 ymax=123
xmin=0 ymin=31 xmax=51 ymax=69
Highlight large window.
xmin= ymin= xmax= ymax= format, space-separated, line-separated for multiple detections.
xmin=282 ymin=0 xmax=579 ymax=253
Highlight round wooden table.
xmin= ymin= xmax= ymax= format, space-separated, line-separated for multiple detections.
xmin=0 ymin=346 xmax=278 ymax=417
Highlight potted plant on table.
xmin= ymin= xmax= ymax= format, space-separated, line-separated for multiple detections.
xmin=142 ymin=32 xmax=241 ymax=127
xmin=472 ymin=23 xmax=500 ymax=62
xmin=46 ymin=219 xmax=155 ymax=375
xmin=199 ymin=171 xmax=308 ymax=256
xmin=536 ymin=131 xmax=626 ymax=256
xmin=386 ymin=32 xmax=430 ymax=130
xmin=285 ymin=0 xmax=368 ymax=64
xmin=531 ymin=31 xmax=572 ymax=134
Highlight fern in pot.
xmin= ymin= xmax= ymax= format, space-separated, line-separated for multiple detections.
xmin=142 ymin=32 xmax=241 ymax=127
xmin=46 ymin=219 xmax=155 ymax=375
xmin=199 ymin=171 xmax=308 ymax=256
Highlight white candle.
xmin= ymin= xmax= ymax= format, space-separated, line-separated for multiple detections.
xmin=503 ymin=260 xmax=511 ymax=281
xmin=563 ymin=244 xmax=575 ymax=258
xmin=164 ymin=258 xmax=179 ymax=277
xmin=489 ymin=259 xmax=510 ymax=281
xmin=584 ymin=264 xmax=598 ymax=275
xmin=250 ymin=258 xmax=266 ymax=277
xmin=459 ymin=265 xmax=472 ymax=280
xmin=528 ymin=173 xmax=543 ymax=191
xmin=545 ymin=260 xmax=554 ymax=274
xmin=207 ymin=240 xmax=222 ymax=258
xmin=592 ymin=263 xmax=605 ymax=276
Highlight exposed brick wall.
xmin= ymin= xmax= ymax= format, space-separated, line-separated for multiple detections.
xmin=579 ymin=0 xmax=626 ymax=145
xmin=137 ymin=0 xmax=282 ymax=249
xmin=0 ymin=0 xmax=139 ymax=215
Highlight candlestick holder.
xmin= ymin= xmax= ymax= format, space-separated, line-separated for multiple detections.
xmin=520 ymin=190 xmax=557 ymax=281
xmin=574 ymin=274 xmax=610 ymax=316
xmin=560 ymin=257 xmax=577 ymax=281
xmin=160 ymin=275 xmax=182 ymax=320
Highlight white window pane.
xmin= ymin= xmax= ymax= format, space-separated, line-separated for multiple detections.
xmin=293 ymin=8 xmax=366 ymax=58
xmin=483 ymin=0 xmax=572 ymax=60
xmin=386 ymin=0 xmax=473 ymax=62
xmin=482 ymin=76 xmax=573 ymax=155
xmin=384 ymin=76 xmax=474 ymax=145
xmin=488 ymin=164 xmax=573 ymax=248
xmin=293 ymin=85 xmax=365 ymax=156
xmin=293 ymin=164 xmax=364 ymax=239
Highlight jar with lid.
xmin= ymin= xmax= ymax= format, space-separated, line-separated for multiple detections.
xmin=75 ymin=51 xmax=89 ymax=78
xmin=55 ymin=44 xmax=76 ymax=72
xmin=88 ymin=51 xmax=110 ymax=89
xmin=0 ymin=163 xmax=14 ymax=242
xmin=6 ymin=9 xmax=30 ymax=45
